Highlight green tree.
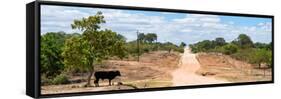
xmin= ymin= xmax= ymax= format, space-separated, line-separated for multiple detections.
xmin=163 ymin=42 xmax=175 ymax=53
xmin=268 ymin=42 xmax=272 ymax=50
xmin=221 ymin=44 xmax=238 ymax=55
xmin=180 ymin=42 xmax=187 ymax=48
xmin=145 ymin=33 xmax=157 ymax=43
xmin=233 ymin=34 xmax=254 ymax=48
xmin=62 ymin=35 xmax=87 ymax=73
xmin=41 ymin=32 xmax=66 ymax=78
xmin=138 ymin=33 xmax=146 ymax=42
xmin=255 ymin=42 xmax=272 ymax=50
xmin=196 ymin=40 xmax=214 ymax=52
xmin=214 ymin=37 xmax=226 ymax=46
xmin=160 ymin=42 xmax=184 ymax=53
xmin=71 ymin=11 xmax=105 ymax=31
xmin=255 ymin=42 xmax=267 ymax=49
xmin=63 ymin=12 xmax=126 ymax=86
xmin=106 ymin=30 xmax=128 ymax=59
xmin=249 ymin=48 xmax=272 ymax=68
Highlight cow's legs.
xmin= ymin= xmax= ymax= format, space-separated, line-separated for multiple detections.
xmin=109 ymin=80 xmax=111 ymax=86
xmin=94 ymin=78 xmax=99 ymax=87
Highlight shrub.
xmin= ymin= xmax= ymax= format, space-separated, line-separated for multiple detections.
xmin=41 ymin=32 xmax=67 ymax=78
xmin=221 ymin=44 xmax=238 ymax=55
xmin=231 ymin=48 xmax=254 ymax=61
xmin=51 ymin=74 xmax=70 ymax=85
xmin=41 ymin=74 xmax=52 ymax=86
xmin=248 ymin=48 xmax=272 ymax=68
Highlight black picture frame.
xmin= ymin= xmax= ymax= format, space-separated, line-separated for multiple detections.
xmin=26 ymin=0 xmax=274 ymax=98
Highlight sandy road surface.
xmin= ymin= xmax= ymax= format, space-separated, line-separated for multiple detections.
xmin=172 ymin=47 xmax=228 ymax=86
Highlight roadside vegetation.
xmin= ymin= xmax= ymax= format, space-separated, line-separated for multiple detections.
xmin=189 ymin=34 xmax=272 ymax=69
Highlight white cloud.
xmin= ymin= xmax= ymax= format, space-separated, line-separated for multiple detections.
xmin=259 ymin=22 xmax=272 ymax=32
xmin=180 ymin=29 xmax=192 ymax=33
xmin=41 ymin=5 xmax=95 ymax=33
xmin=41 ymin=5 xmax=272 ymax=44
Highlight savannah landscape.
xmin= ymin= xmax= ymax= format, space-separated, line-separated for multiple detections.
xmin=40 ymin=8 xmax=272 ymax=94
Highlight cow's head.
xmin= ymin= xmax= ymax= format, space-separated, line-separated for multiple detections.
xmin=115 ymin=70 xmax=121 ymax=76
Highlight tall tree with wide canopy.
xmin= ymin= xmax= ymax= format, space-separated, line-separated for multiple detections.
xmin=62 ymin=12 xmax=127 ymax=86
xmin=233 ymin=34 xmax=254 ymax=48
xmin=214 ymin=37 xmax=226 ymax=46
xmin=145 ymin=33 xmax=157 ymax=43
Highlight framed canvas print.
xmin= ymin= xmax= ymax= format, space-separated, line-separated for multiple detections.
xmin=26 ymin=0 xmax=274 ymax=98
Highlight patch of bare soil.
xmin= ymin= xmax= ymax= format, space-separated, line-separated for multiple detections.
xmin=41 ymin=51 xmax=181 ymax=95
xmin=196 ymin=53 xmax=272 ymax=82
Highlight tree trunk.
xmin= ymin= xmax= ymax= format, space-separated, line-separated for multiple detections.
xmin=85 ymin=69 xmax=94 ymax=87
xmin=263 ymin=68 xmax=266 ymax=77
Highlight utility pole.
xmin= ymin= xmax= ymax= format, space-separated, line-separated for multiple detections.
xmin=137 ymin=30 xmax=140 ymax=62
xmin=156 ymin=36 xmax=158 ymax=51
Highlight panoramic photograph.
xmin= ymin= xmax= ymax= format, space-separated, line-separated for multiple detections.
xmin=40 ymin=5 xmax=272 ymax=94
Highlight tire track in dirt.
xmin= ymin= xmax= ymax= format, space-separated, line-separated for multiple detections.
xmin=172 ymin=47 xmax=228 ymax=86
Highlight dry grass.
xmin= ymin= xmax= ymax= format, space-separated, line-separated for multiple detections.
xmin=41 ymin=51 xmax=181 ymax=94
xmin=196 ymin=53 xmax=272 ymax=82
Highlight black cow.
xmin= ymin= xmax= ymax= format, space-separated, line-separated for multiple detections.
xmin=94 ymin=70 xmax=121 ymax=87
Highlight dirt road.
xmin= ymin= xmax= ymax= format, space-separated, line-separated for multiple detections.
xmin=172 ymin=47 xmax=228 ymax=86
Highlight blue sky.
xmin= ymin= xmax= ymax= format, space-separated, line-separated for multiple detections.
xmin=41 ymin=5 xmax=272 ymax=45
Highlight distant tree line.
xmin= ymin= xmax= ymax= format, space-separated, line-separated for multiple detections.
xmin=125 ymin=33 xmax=185 ymax=57
xmin=189 ymin=34 xmax=272 ymax=69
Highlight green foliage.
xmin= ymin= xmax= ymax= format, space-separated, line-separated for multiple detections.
xmin=137 ymin=33 xmax=157 ymax=43
xmin=189 ymin=40 xmax=215 ymax=53
xmin=138 ymin=33 xmax=146 ymax=42
xmin=125 ymin=32 xmax=183 ymax=58
xmin=190 ymin=34 xmax=265 ymax=53
xmin=189 ymin=34 xmax=272 ymax=68
xmin=41 ymin=32 xmax=66 ymax=78
xmin=254 ymin=42 xmax=272 ymax=50
xmin=231 ymin=48 xmax=254 ymax=61
xmin=67 ymin=12 xmax=107 ymax=69
xmin=214 ymin=37 xmax=226 ymax=46
xmin=232 ymin=34 xmax=254 ymax=48
xmin=231 ymin=48 xmax=272 ymax=68
xmin=62 ymin=30 xmax=126 ymax=71
xmin=125 ymin=41 xmax=139 ymax=56
xmin=62 ymin=35 xmax=89 ymax=72
xmin=51 ymin=74 xmax=70 ymax=85
xmin=41 ymin=73 xmax=70 ymax=85
xmin=62 ymin=12 xmax=127 ymax=86
xmin=125 ymin=40 xmax=184 ymax=58
xmin=160 ymin=42 xmax=183 ymax=53
xmin=71 ymin=11 xmax=105 ymax=31
xmin=221 ymin=44 xmax=238 ymax=55
xmin=103 ymin=30 xmax=128 ymax=59
xmin=145 ymin=33 xmax=157 ymax=43
xmin=248 ymin=48 xmax=272 ymax=68
xmin=180 ymin=42 xmax=186 ymax=48
xmin=41 ymin=74 xmax=52 ymax=85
